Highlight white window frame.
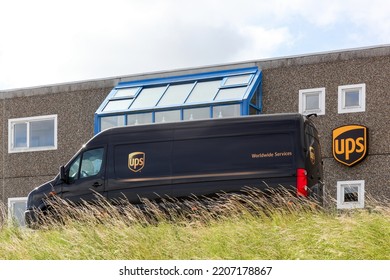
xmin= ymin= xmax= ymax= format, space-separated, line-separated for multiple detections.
xmin=338 ymin=83 xmax=366 ymax=113
xmin=8 ymin=114 xmax=58 ymax=153
xmin=8 ymin=197 xmax=27 ymax=227
xmin=298 ymin=87 xmax=325 ymax=115
xmin=337 ymin=180 xmax=365 ymax=209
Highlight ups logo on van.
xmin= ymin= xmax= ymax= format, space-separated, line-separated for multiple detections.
xmin=332 ymin=125 xmax=368 ymax=167
xmin=128 ymin=152 xmax=145 ymax=172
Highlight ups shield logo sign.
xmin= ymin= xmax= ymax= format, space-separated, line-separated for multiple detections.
xmin=332 ymin=125 xmax=368 ymax=167
xmin=128 ymin=152 xmax=145 ymax=172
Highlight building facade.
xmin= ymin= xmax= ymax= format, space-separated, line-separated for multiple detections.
xmin=1 ymin=45 xmax=390 ymax=223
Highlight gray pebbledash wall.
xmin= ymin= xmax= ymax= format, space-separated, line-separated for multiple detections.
xmin=260 ymin=47 xmax=390 ymax=200
xmin=1 ymin=45 xmax=390 ymax=205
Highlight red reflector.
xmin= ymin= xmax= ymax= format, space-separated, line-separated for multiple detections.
xmin=296 ymin=168 xmax=308 ymax=197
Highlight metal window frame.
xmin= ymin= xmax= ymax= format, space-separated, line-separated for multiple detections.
xmin=8 ymin=197 xmax=27 ymax=227
xmin=337 ymin=180 xmax=365 ymax=209
xmin=94 ymin=67 xmax=262 ymax=134
xmin=338 ymin=83 xmax=366 ymax=114
xmin=8 ymin=114 xmax=58 ymax=153
xmin=299 ymin=87 xmax=326 ymax=116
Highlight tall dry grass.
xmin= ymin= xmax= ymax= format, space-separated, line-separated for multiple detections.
xmin=1 ymin=188 xmax=389 ymax=259
xmin=0 ymin=200 xmax=7 ymax=229
xmin=29 ymin=188 xmax=324 ymax=229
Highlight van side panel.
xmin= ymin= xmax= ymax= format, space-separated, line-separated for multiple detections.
xmin=101 ymin=114 xmax=313 ymax=203
xmin=171 ymin=132 xmax=297 ymax=197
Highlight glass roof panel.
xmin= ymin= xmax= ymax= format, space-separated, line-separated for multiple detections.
xmin=224 ymin=74 xmax=252 ymax=86
xmin=214 ymin=87 xmax=248 ymax=101
xmin=114 ymin=87 xmax=139 ymax=98
xmin=157 ymin=83 xmax=194 ymax=107
xmin=185 ymin=80 xmax=221 ymax=104
xmin=130 ymin=86 xmax=167 ymax=109
xmin=103 ymin=99 xmax=133 ymax=112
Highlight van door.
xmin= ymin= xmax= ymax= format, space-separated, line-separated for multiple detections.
xmin=60 ymin=147 xmax=106 ymax=203
xmin=107 ymin=141 xmax=173 ymax=204
xmin=304 ymin=122 xmax=323 ymax=198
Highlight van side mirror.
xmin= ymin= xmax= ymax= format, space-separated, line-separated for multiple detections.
xmin=60 ymin=166 xmax=67 ymax=183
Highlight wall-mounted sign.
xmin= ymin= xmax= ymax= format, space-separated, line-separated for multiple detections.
xmin=332 ymin=125 xmax=368 ymax=167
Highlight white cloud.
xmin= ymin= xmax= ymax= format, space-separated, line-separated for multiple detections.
xmin=0 ymin=0 xmax=389 ymax=90
xmin=234 ymin=26 xmax=294 ymax=61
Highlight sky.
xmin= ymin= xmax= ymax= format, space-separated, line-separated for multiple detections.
xmin=0 ymin=0 xmax=389 ymax=90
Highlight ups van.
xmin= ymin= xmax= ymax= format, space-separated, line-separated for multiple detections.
xmin=25 ymin=113 xmax=323 ymax=226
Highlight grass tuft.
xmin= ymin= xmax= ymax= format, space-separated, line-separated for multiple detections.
xmin=1 ymin=188 xmax=389 ymax=260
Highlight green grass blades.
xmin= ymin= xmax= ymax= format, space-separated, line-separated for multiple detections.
xmin=1 ymin=190 xmax=389 ymax=260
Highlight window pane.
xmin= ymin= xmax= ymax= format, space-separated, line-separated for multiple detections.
xmin=30 ymin=119 xmax=55 ymax=148
xmin=155 ymin=110 xmax=181 ymax=123
xmin=185 ymin=80 xmax=221 ymax=104
xmin=249 ymin=106 xmax=259 ymax=115
xmin=80 ymin=148 xmax=104 ymax=178
xmin=343 ymin=185 xmax=359 ymax=202
xmin=10 ymin=200 xmax=27 ymax=227
xmin=250 ymin=90 xmax=258 ymax=107
xmin=103 ymin=99 xmax=133 ymax=112
xmin=214 ymin=87 xmax=247 ymax=101
xmin=345 ymin=90 xmax=360 ymax=107
xmin=157 ymin=83 xmax=194 ymax=107
xmin=305 ymin=93 xmax=320 ymax=110
xmin=213 ymin=104 xmax=241 ymax=118
xmin=183 ymin=107 xmax=210 ymax=121
xmin=224 ymin=74 xmax=252 ymax=86
xmin=127 ymin=113 xmax=153 ymax=125
xmin=100 ymin=115 xmax=125 ymax=131
xmin=130 ymin=86 xmax=166 ymax=109
xmin=69 ymin=155 xmax=81 ymax=181
xmin=14 ymin=123 xmax=27 ymax=148
xmin=114 ymin=87 xmax=139 ymax=98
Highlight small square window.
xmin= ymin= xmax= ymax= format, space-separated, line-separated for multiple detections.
xmin=299 ymin=88 xmax=325 ymax=115
xmin=8 ymin=197 xmax=27 ymax=227
xmin=337 ymin=180 xmax=365 ymax=209
xmin=338 ymin=83 xmax=366 ymax=113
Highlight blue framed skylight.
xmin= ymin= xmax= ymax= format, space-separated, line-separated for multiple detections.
xmin=94 ymin=67 xmax=262 ymax=134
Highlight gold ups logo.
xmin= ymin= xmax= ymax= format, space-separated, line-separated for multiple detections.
xmin=332 ymin=125 xmax=368 ymax=167
xmin=128 ymin=152 xmax=145 ymax=172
